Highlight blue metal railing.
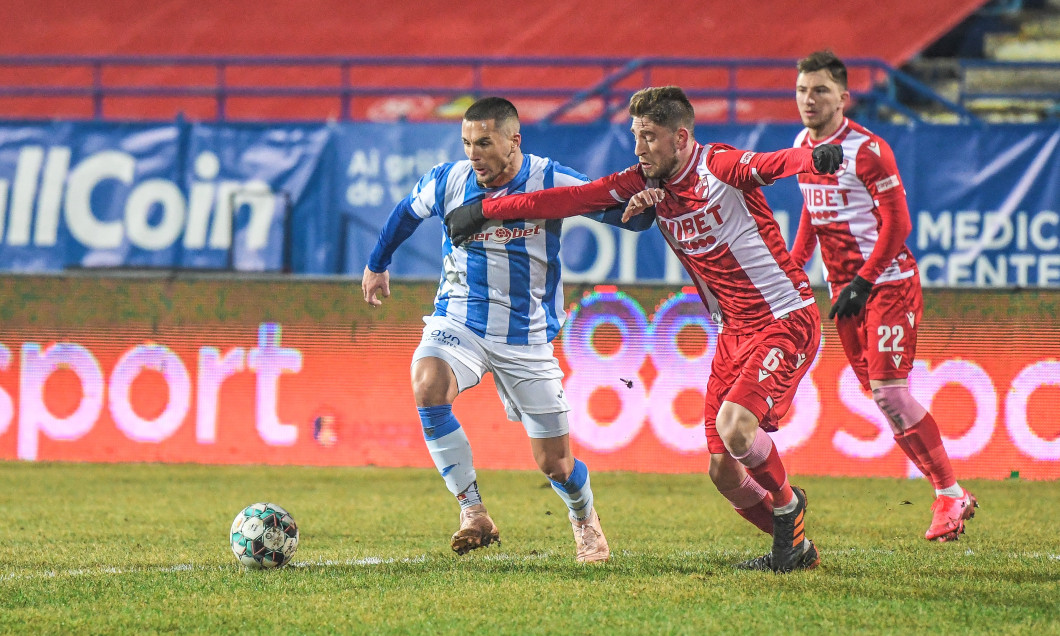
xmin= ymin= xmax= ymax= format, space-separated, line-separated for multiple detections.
xmin=0 ymin=55 xmax=978 ymax=123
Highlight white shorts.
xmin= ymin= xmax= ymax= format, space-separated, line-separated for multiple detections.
xmin=411 ymin=315 xmax=570 ymax=437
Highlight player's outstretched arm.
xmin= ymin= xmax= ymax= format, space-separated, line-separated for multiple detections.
xmin=362 ymin=266 xmax=391 ymax=307
xmin=707 ymin=143 xmax=843 ymax=188
xmin=446 ymin=171 xmax=646 ymax=245
xmin=483 ymin=171 xmax=643 ymax=221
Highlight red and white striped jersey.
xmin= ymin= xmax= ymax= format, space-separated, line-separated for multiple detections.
xmin=792 ymin=118 xmax=917 ymax=292
xmin=480 ymin=142 xmax=818 ymax=335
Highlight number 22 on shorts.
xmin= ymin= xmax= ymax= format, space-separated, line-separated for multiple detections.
xmin=877 ymin=325 xmax=905 ymax=352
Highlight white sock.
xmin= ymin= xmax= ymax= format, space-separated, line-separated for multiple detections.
xmin=549 ymin=459 xmax=594 ymax=521
xmin=936 ymin=483 xmax=963 ymax=498
xmin=457 ymin=481 xmax=483 ymax=510
xmin=773 ymin=497 xmax=799 ymax=516
xmin=419 ymin=406 xmax=476 ymax=499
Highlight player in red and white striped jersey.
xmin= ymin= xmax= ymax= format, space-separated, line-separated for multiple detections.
xmin=446 ymin=86 xmax=845 ymax=572
xmin=791 ymin=51 xmax=977 ymax=542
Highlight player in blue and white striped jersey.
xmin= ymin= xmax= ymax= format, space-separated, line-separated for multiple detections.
xmin=362 ymin=97 xmax=652 ymax=562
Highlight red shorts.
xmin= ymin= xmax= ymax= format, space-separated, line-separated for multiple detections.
xmin=833 ymin=274 xmax=923 ymax=390
xmin=703 ymin=304 xmax=821 ymax=454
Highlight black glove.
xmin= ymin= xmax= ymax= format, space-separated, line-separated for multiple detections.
xmin=829 ymin=275 xmax=873 ymax=319
xmin=812 ymin=143 xmax=843 ymax=174
xmin=444 ymin=200 xmax=486 ymax=247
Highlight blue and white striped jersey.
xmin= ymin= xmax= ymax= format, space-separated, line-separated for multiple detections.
xmin=368 ymin=153 xmax=652 ymax=344
xmin=409 ymin=153 xmax=585 ymax=345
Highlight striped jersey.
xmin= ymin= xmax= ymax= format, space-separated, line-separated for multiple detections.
xmin=478 ymin=143 xmax=821 ymax=335
xmin=398 ymin=153 xmax=588 ymax=345
xmin=792 ymin=118 xmax=917 ymax=293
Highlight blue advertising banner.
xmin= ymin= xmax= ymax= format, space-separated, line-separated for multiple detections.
xmin=0 ymin=122 xmax=180 ymax=271
xmin=0 ymin=120 xmax=1056 ymax=286
xmin=333 ymin=121 xmax=1060 ymax=288
xmin=899 ymin=126 xmax=1060 ymax=288
xmin=181 ymin=124 xmax=332 ymax=272
xmin=0 ymin=121 xmax=331 ymax=273
xmin=333 ymin=123 xmax=459 ymax=279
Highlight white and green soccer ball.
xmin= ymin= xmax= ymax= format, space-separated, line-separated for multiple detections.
xmin=230 ymin=502 xmax=299 ymax=569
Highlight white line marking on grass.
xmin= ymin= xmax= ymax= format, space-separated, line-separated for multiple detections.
xmin=1 ymin=555 xmax=439 ymax=581
xmin=481 ymin=551 xmax=556 ymax=562
xmin=290 ymin=554 xmax=428 ymax=568
xmin=4 ymin=549 xmax=1058 ymax=581
xmin=1 ymin=564 xmax=227 ymax=582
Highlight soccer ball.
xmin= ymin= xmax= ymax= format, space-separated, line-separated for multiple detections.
xmin=230 ymin=502 xmax=299 ymax=568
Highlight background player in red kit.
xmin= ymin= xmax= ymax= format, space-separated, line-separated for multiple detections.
xmin=790 ymin=50 xmax=978 ymax=542
xmin=446 ymin=86 xmax=844 ymax=572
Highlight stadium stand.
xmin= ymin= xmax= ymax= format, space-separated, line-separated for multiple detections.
xmin=908 ymin=0 xmax=1060 ymax=120
xmin=0 ymin=0 xmax=992 ymax=122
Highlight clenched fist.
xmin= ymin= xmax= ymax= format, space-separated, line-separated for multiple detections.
xmin=445 ymin=200 xmax=486 ymax=247
xmin=812 ymin=143 xmax=843 ymax=174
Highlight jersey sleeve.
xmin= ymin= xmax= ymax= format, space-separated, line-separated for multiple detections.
xmin=366 ymin=197 xmax=425 ymax=272
xmin=854 ymin=139 xmax=912 ymax=282
xmin=705 ymin=144 xmax=817 ymax=190
xmin=407 ymin=163 xmax=451 ymax=220
xmin=549 ymin=160 xmax=591 ymax=185
xmin=788 ymin=205 xmax=818 ymax=269
xmin=366 ymin=163 xmax=451 ymax=272
xmin=545 ymin=160 xmax=654 ymax=231
xmin=481 ymin=165 xmax=647 ymax=220
xmin=586 ymin=206 xmax=657 ymax=231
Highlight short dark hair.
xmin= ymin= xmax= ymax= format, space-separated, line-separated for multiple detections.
xmin=463 ymin=97 xmax=519 ymax=124
xmin=628 ymin=86 xmax=695 ymax=133
xmin=797 ymin=50 xmax=848 ymax=90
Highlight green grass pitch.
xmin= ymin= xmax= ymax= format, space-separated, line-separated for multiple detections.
xmin=1 ymin=462 xmax=1057 ymax=634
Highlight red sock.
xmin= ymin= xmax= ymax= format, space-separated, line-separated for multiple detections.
xmin=734 ymin=429 xmax=794 ymax=509
xmin=900 ymin=414 xmax=957 ymax=491
xmin=735 ymin=496 xmax=774 ymax=535
xmin=718 ymin=475 xmax=774 ymax=535
xmin=893 ymin=433 xmax=929 ymax=478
